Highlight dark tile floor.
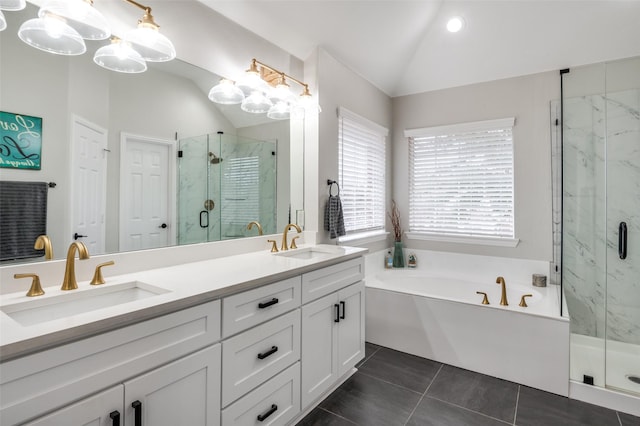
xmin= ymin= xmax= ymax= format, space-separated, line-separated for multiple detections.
xmin=296 ymin=343 xmax=640 ymax=426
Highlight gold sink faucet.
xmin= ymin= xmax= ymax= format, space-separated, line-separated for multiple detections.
xmin=496 ymin=276 xmax=508 ymax=306
xmin=281 ymin=223 xmax=301 ymax=251
xmin=34 ymin=235 xmax=53 ymax=260
xmin=247 ymin=221 xmax=263 ymax=236
xmin=61 ymin=241 xmax=90 ymax=291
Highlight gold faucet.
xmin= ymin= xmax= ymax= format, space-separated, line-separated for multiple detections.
xmin=247 ymin=221 xmax=263 ymax=236
xmin=496 ymin=276 xmax=508 ymax=306
xmin=34 ymin=235 xmax=53 ymax=260
xmin=61 ymin=241 xmax=90 ymax=291
xmin=14 ymin=273 xmax=45 ymax=297
xmin=281 ymin=223 xmax=301 ymax=251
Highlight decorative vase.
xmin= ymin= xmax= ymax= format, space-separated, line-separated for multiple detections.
xmin=392 ymin=241 xmax=405 ymax=268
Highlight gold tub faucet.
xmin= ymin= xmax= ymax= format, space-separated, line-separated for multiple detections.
xmin=496 ymin=276 xmax=508 ymax=306
xmin=281 ymin=223 xmax=302 ymax=251
xmin=247 ymin=221 xmax=263 ymax=236
xmin=61 ymin=241 xmax=90 ymax=291
xmin=34 ymin=235 xmax=53 ymax=260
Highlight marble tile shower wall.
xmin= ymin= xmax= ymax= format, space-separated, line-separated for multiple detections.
xmin=562 ymin=89 xmax=640 ymax=345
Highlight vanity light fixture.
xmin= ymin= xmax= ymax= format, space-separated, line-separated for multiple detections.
xmin=38 ymin=0 xmax=110 ymax=40
xmin=209 ymin=58 xmax=320 ymax=120
xmin=0 ymin=0 xmax=26 ymax=11
xmin=18 ymin=13 xmax=87 ymax=55
xmin=93 ymin=36 xmax=147 ymax=73
xmin=124 ymin=0 xmax=175 ymax=62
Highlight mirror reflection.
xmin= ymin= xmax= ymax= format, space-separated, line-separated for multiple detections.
xmin=0 ymin=3 xmax=299 ymax=264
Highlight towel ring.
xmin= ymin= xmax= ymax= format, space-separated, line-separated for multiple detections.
xmin=327 ymin=179 xmax=340 ymax=196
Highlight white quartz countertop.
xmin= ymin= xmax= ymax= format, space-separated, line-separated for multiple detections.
xmin=0 ymin=245 xmax=367 ymax=361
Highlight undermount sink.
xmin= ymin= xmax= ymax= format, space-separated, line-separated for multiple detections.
xmin=1 ymin=281 xmax=170 ymax=327
xmin=275 ymin=246 xmax=344 ymax=260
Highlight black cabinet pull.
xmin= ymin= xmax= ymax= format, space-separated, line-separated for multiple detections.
xmin=619 ymin=222 xmax=627 ymax=259
xmin=131 ymin=400 xmax=142 ymax=426
xmin=257 ymin=345 xmax=278 ymax=360
xmin=257 ymin=404 xmax=278 ymax=422
xmin=258 ymin=298 xmax=279 ymax=309
xmin=334 ymin=304 xmax=340 ymax=323
xmin=109 ymin=411 xmax=120 ymax=426
xmin=340 ymin=301 xmax=346 ymax=319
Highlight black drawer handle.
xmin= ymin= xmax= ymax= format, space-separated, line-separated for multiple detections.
xmin=131 ymin=400 xmax=142 ymax=426
xmin=340 ymin=300 xmax=346 ymax=319
xmin=257 ymin=404 xmax=278 ymax=422
xmin=258 ymin=298 xmax=279 ymax=309
xmin=110 ymin=411 xmax=120 ymax=426
xmin=257 ymin=345 xmax=278 ymax=360
xmin=619 ymin=221 xmax=627 ymax=260
xmin=334 ymin=304 xmax=340 ymax=323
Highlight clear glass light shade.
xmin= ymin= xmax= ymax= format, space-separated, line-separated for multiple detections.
xmin=267 ymin=101 xmax=290 ymax=120
xmin=93 ymin=39 xmax=147 ymax=73
xmin=38 ymin=0 xmax=110 ymax=40
xmin=0 ymin=10 xmax=6 ymax=31
xmin=241 ymin=90 xmax=273 ymax=114
xmin=298 ymin=93 xmax=322 ymax=114
xmin=18 ymin=15 xmax=86 ymax=55
xmin=0 ymin=0 xmax=26 ymax=11
xmin=126 ymin=25 xmax=176 ymax=62
xmin=208 ymin=79 xmax=245 ymax=104
xmin=269 ymin=82 xmax=294 ymax=103
xmin=236 ymin=70 xmax=267 ymax=96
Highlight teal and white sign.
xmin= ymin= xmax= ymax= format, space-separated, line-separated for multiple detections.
xmin=0 ymin=111 xmax=43 ymax=170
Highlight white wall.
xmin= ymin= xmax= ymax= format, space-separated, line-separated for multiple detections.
xmin=393 ymin=71 xmax=558 ymax=261
xmin=312 ymin=49 xmax=393 ymax=252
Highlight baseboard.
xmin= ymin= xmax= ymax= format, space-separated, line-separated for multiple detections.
xmin=569 ymin=380 xmax=640 ymax=417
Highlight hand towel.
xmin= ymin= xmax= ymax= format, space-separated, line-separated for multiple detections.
xmin=324 ymin=195 xmax=346 ymax=239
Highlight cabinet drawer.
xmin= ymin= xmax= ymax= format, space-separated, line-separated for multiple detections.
xmin=0 ymin=300 xmax=221 ymax=426
xmin=222 ymin=309 xmax=300 ymax=407
xmin=222 ymin=362 xmax=300 ymax=426
xmin=222 ymin=276 xmax=301 ymax=338
xmin=301 ymin=257 xmax=364 ymax=304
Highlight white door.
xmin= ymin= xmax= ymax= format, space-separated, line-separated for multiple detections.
xmin=301 ymin=292 xmax=338 ymax=408
xmin=24 ymin=385 xmax=123 ymax=426
xmin=120 ymin=133 xmax=175 ymax=251
xmin=72 ymin=116 xmax=108 ymax=254
xmin=124 ymin=345 xmax=221 ymax=426
xmin=337 ymin=281 xmax=366 ymax=376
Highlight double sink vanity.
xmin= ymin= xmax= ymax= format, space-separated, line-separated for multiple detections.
xmin=0 ymin=243 xmax=367 ymax=425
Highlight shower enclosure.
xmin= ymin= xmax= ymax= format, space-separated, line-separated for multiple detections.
xmin=177 ymin=132 xmax=277 ymax=244
xmin=558 ymin=56 xmax=640 ymax=396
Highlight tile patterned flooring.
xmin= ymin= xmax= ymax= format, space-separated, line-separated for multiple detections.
xmin=296 ymin=343 xmax=640 ymax=426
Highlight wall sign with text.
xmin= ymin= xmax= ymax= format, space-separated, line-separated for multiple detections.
xmin=0 ymin=111 xmax=43 ymax=170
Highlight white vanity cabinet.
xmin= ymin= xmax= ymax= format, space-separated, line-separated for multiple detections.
xmin=0 ymin=300 xmax=221 ymax=426
xmin=300 ymin=258 xmax=365 ymax=409
xmin=24 ymin=344 xmax=221 ymax=426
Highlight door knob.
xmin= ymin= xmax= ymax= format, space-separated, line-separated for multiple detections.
xmin=74 ymin=233 xmax=87 ymax=240
xmin=159 ymin=223 xmax=168 ymax=229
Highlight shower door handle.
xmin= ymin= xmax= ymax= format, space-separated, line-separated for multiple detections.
xmin=200 ymin=210 xmax=209 ymax=228
xmin=619 ymin=222 xmax=627 ymax=260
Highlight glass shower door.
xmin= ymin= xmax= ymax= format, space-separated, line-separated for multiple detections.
xmin=604 ymin=57 xmax=640 ymax=395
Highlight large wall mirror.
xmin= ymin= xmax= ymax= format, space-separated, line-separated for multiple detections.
xmin=0 ymin=2 xmax=304 ymax=264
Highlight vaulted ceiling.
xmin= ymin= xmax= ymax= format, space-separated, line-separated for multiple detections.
xmin=198 ymin=0 xmax=640 ymax=97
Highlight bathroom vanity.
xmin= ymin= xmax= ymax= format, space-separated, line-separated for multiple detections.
xmin=0 ymin=246 xmax=366 ymax=425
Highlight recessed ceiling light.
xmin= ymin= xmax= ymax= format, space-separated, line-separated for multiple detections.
xmin=447 ymin=16 xmax=465 ymax=33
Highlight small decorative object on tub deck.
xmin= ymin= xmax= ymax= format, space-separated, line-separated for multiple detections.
xmin=388 ymin=200 xmax=404 ymax=268
xmin=532 ymin=274 xmax=547 ymax=287
xmin=385 ymin=250 xmax=393 ymax=269
xmin=408 ymin=253 xmax=417 ymax=268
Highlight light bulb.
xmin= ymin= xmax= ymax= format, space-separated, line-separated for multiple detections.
xmin=446 ymin=16 xmax=464 ymax=33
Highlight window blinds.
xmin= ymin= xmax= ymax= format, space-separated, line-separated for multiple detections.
xmin=221 ymin=156 xmax=260 ymax=226
xmin=338 ymin=107 xmax=387 ymax=234
xmin=407 ymin=118 xmax=515 ymax=239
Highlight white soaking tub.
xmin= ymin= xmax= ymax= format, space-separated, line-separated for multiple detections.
xmin=365 ymin=250 xmax=570 ymax=396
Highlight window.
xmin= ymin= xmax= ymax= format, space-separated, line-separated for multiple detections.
xmin=221 ymin=156 xmax=260 ymax=227
xmin=405 ymin=117 xmax=516 ymax=245
xmin=338 ymin=107 xmax=388 ymax=236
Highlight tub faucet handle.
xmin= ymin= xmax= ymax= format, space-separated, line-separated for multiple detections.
xmin=476 ymin=291 xmax=490 ymax=305
xmin=519 ymin=294 xmax=533 ymax=307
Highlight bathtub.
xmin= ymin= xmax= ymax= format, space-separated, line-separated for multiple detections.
xmin=365 ymin=250 xmax=570 ymax=396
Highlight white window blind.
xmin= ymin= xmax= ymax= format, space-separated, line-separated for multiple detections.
xmin=406 ymin=117 xmax=515 ymax=240
xmin=338 ymin=107 xmax=388 ymax=234
xmin=221 ymin=156 xmax=260 ymax=226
